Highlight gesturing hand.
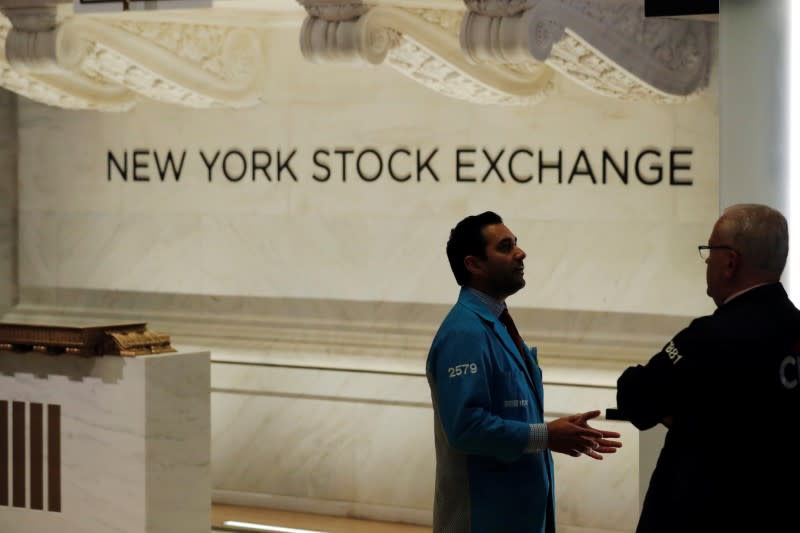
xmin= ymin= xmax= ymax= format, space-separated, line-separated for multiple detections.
xmin=569 ymin=410 xmax=622 ymax=459
xmin=548 ymin=410 xmax=622 ymax=460
xmin=547 ymin=414 xmax=602 ymax=458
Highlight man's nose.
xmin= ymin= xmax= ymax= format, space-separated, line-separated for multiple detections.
xmin=516 ymin=247 xmax=526 ymax=260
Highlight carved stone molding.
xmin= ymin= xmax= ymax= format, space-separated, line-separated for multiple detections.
xmin=299 ymin=0 xmax=711 ymax=105
xmin=460 ymin=0 xmax=711 ymax=102
xmin=0 ymin=8 xmax=264 ymax=110
xmin=464 ymin=0 xmax=534 ymax=17
xmin=301 ymin=6 xmax=555 ymax=105
xmin=0 ymin=0 xmax=712 ymax=109
xmin=300 ymin=13 xmax=401 ymax=65
xmin=5 ymin=287 xmax=692 ymax=373
xmin=296 ymin=0 xmax=366 ymax=22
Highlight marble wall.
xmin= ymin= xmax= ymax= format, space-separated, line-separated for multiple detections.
xmin=211 ymin=362 xmax=640 ymax=532
xmin=0 ymin=89 xmax=16 ymax=314
xmin=16 ymin=25 xmax=718 ymax=317
xmin=6 ymin=23 xmax=720 ymax=533
xmin=1 ymin=288 xmax=691 ymax=532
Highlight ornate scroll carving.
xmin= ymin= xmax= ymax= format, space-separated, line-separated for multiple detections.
xmin=300 ymin=14 xmax=401 ymax=65
xmin=299 ymin=0 xmax=710 ymax=105
xmin=301 ymin=6 xmax=554 ymax=105
xmin=0 ymin=9 xmax=264 ymax=110
xmin=464 ymin=0 xmax=535 ymax=17
xmin=0 ymin=0 xmax=711 ymax=109
xmin=460 ymin=0 xmax=711 ymax=102
xmin=0 ymin=12 xmax=133 ymax=110
xmin=296 ymin=0 xmax=367 ymax=22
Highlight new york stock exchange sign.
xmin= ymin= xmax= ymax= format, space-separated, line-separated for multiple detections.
xmin=107 ymin=146 xmax=696 ymax=186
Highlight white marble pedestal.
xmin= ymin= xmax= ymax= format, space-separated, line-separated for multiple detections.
xmin=0 ymin=349 xmax=210 ymax=533
xmin=638 ymin=424 xmax=667 ymax=512
xmin=606 ymin=407 xmax=668 ymax=522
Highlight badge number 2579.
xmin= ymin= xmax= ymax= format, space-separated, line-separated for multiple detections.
xmin=448 ymin=363 xmax=478 ymax=378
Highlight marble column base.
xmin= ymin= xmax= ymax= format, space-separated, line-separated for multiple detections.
xmin=0 ymin=349 xmax=211 ymax=533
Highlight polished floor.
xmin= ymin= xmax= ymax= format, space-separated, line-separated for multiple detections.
xmin=212 ymin=504 xmax=432 ymax=533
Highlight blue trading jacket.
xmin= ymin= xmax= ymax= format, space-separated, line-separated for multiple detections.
xmin=426 ymin=288 xmax=555 ymax=533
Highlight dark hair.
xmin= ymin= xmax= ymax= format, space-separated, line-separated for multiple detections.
xmin=446 ymin=211 xmax=503 ymax=286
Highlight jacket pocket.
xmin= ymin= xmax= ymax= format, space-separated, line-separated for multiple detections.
xmin=491 ymin=370 xmax=531 ymax=421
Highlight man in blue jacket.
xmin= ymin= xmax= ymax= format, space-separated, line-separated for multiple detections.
xmin=426 ymin=211 xmax=622 ymax=533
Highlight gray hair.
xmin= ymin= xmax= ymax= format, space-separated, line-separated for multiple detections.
xmin=717 ymin=204 xmax=789 ymax=277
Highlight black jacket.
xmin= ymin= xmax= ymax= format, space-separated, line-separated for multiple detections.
xmin=617 ymin=283 xmax=800 ymax=533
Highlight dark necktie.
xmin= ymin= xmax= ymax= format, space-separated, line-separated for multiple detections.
xmin=499 ymin=308 xmax=536 ymax=378
xmin=499 ymin=308 xmax=525 ymax=357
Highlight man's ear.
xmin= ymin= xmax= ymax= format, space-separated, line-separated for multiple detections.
xmin=724 ymin=250 xmax=740 ymax=278
xmin=464 ymin=255 xmax=484 ymax=276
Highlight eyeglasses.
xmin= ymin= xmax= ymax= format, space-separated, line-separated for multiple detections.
xmin=697 ymin=245 xmax=738 ymax=260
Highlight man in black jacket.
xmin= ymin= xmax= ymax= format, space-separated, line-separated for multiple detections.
xmin=617 ymin=204 xmax=800 ymax=533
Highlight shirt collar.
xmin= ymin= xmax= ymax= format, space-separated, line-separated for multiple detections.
xmin=723 ymin=282 xmax=774 ymax=305
xmin=465 ymin=287 xmax=506 ymax=318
